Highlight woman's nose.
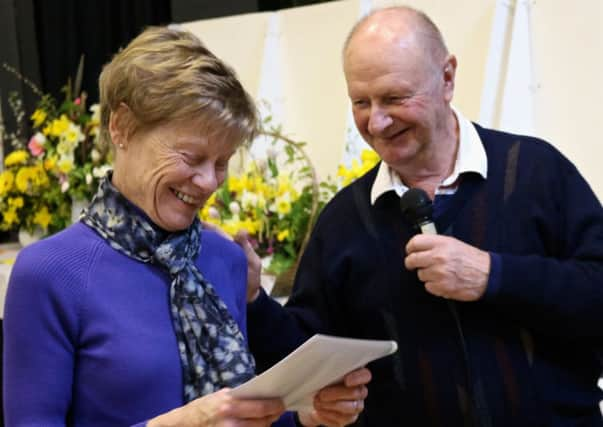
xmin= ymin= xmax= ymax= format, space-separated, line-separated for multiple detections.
xmin=191 ymin=165 xmax=218 ymax=193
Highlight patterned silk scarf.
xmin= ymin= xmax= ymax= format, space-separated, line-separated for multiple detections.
xmin=82 ymin=176 xmax=255 ymax=401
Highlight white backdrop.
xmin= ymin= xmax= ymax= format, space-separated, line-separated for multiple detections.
xmin=181 ymin=0 xmax=603 ymax=198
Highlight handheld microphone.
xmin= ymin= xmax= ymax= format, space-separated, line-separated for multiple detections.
xmin=399 ymin=188 xmax=437 ymax=235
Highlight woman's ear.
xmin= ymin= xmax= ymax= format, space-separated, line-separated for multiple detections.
xmin=109 ymin=103 xmax=134 ymax=150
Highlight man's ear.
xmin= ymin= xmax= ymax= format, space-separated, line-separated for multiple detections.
xmin=109 ymin=103 xmax=134 ymax=149
xmin=442 ymin=54 xmax=457 ymax=103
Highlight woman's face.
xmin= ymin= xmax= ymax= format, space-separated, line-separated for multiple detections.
xmin=111 ymin=117 xmax=237 ymax=232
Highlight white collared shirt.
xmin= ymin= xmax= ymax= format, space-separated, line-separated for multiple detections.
xmin=370 ymin=107 xmax=488 ymax=205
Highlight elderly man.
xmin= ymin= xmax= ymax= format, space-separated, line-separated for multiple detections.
xmin=241 ymin=6 xmax=603 ymax=426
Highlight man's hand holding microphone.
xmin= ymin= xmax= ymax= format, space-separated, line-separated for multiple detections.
xmin=400 ymin=188 xmax=491 ymax=301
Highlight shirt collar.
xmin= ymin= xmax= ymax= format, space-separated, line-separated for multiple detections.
xmin=370 ymin=106 xmax=488 ymax=205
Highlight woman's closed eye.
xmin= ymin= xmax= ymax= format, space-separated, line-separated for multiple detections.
xmin=215 ymin=161 xmax=228 ymax=173
xmin=180 ymin=152 xmax=203 ymax=166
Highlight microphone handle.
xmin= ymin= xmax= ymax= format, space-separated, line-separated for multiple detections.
xmin=419 ymin=220 xmax=437 ymax=235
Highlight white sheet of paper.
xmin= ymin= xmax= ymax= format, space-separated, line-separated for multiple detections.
xmin=230 ymin=334 xmax=398 ymax=411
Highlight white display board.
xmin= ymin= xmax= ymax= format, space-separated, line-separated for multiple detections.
xmin=181 ymin=0 xmax=603 ymax=198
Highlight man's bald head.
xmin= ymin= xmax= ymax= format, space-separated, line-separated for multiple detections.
xmin=343 ymin=6 xmax=449 ymax=69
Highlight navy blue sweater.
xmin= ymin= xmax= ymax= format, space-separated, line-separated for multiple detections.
xmin=249 ymin=125 xmax=603 ymax=426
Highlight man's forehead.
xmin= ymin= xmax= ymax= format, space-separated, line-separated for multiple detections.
xmin=345 ymin=23 xmax=421 ymax=68
xmin=354 ymin=8 xmax=419 ymax=39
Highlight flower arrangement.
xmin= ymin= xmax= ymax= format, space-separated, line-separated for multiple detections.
xmin=200 ymin=120 xmax=380 ymax=277
xmin=201 ymin=127 xmax=324 ymax=276
xmin=0 ymin=64 xmax=112 ymax=236
xmin=337 ymin=148 xmax=380 ymax=186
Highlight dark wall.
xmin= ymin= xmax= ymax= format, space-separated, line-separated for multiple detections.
xmin=33 ymin=0 xmax=172 ymax=106
xmin=0 ymin=0 xmax=41 ymax=153
xmin=1 ymin=0 xmax=172 ymax=157
xmin=170 ymin=0 xmax=333 ymax=21
xmin=171 ymin=0 xmax=259 ymax=21
xmin=258 ymin=0 xmax=334 ymax=10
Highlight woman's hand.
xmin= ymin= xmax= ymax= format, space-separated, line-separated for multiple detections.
xmin=298 ymin=367 xmax=372 ymax=426
xmin=147 ymin=388 xmax=285 ymax=427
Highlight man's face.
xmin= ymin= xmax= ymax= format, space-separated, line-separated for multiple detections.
xmin=344 ymin=36 xmax=453 ymax=173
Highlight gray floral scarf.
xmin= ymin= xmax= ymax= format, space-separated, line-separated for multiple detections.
xmin=82 ymin=176 xmax=255 ymax=401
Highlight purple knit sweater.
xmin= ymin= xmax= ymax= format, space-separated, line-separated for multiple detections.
xmin=3 ymin=222 xmax=292 ymax=426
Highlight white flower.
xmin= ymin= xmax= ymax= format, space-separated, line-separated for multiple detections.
xmin=92 ymin=164 xmax=112 ymax=178
xmin=57 ymin=139 xmax=77 ymax=156
xmin=241 ymin=190 xmax=258 ymax=210
xmin=60 ymin=122 xmax=85 ymax=146
xmin=33 ymin=132 xmax=46 ymax=145
xmin=91 ymin=149 xmax=101 ymax=163
xmin=61 ymin=181 xmax=70 ymax=193
xmin=85 ymin=173 xmax=93 ymax=185
xmin=208 ymin=206 xmax=220 ymax=220
xmin=255 ymin=157 xmax=268 ymax=172
xmin=266 ymin=146 xmax=277 ymax=159
xmin=89 ymin=104 xmax=100 ymax=121
xmin=229 ymin=201 xmax=241 ymax=215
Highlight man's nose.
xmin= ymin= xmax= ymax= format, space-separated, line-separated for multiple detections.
xmin=368 ymin=107 xmax=393 ymax=135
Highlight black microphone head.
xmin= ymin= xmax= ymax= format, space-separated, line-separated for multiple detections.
xmin=400 ymin=188 xmax=433 ymax=226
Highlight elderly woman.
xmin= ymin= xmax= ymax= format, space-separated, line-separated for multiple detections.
xmin=3 ymin=27 xmax=368 ymax=426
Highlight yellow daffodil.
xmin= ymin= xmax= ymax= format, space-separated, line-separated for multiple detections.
xmin=43 ymin=155 xmax=58 ymax=172
xmin=0 ymin=171 xmax=15 ymax=195
xmin=61 ymin=123 xmax=85 ymax=145
xmin=2 ymin=208 xmax=18 ymax=227
xmin=4 ymin=150 xmax=29 ymax=167
xmin=15 ymin=167 xmax=32 ymax=193
xmin=337 ymin=149 xmax=380 ymax=186
xmin=276 ymin=200 xmax=291 ymax=216
xmin=277 ymin=175 xmax=294 ymax=197
xmin=8 ymin=197 xmax=24 ymax=208
xmin=251 ymin=175 xmax=264 ymax=192
xmin=206 ymin=193 xmax=216 ymax=206
xmin=33 ymin=206 xmax=52 ymax=229
xmin=57 ymin=156 xmax=75 ymax=174
xmin=242 ymin=218 xmax=261 ymax=235
xmin=31 ymin=109 xmax=47 ymax=128
xmin=277 ymin=229 xmax=290 ymax=242
xmin=221 ymin=218 xmax=243 ymax=236
xmin=227 ymin=175 xmax=245 ymax=194
xmin=30 ymin=164 xmax=49 ymax=188
xmin=44 ymin=115 xmax=71 ymax=138
xmin=274 ymin=194 xmax=292 ymax=217
xmin=360 ymin=148 xmax=380 ymax=164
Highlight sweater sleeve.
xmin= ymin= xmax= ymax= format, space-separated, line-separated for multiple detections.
xmin=484 ymin=154 xmax=603 ymax=340
xmin=3 ymin=242 xmax=89 ymax=425
xmin=247 ymin=288 xmax=310 ymax=373
xmin=248 ymin=210 xmax=344 ymax=373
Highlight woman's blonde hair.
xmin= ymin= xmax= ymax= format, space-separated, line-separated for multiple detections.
xmin=98 ymin=26 xmax=257 ymax=148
